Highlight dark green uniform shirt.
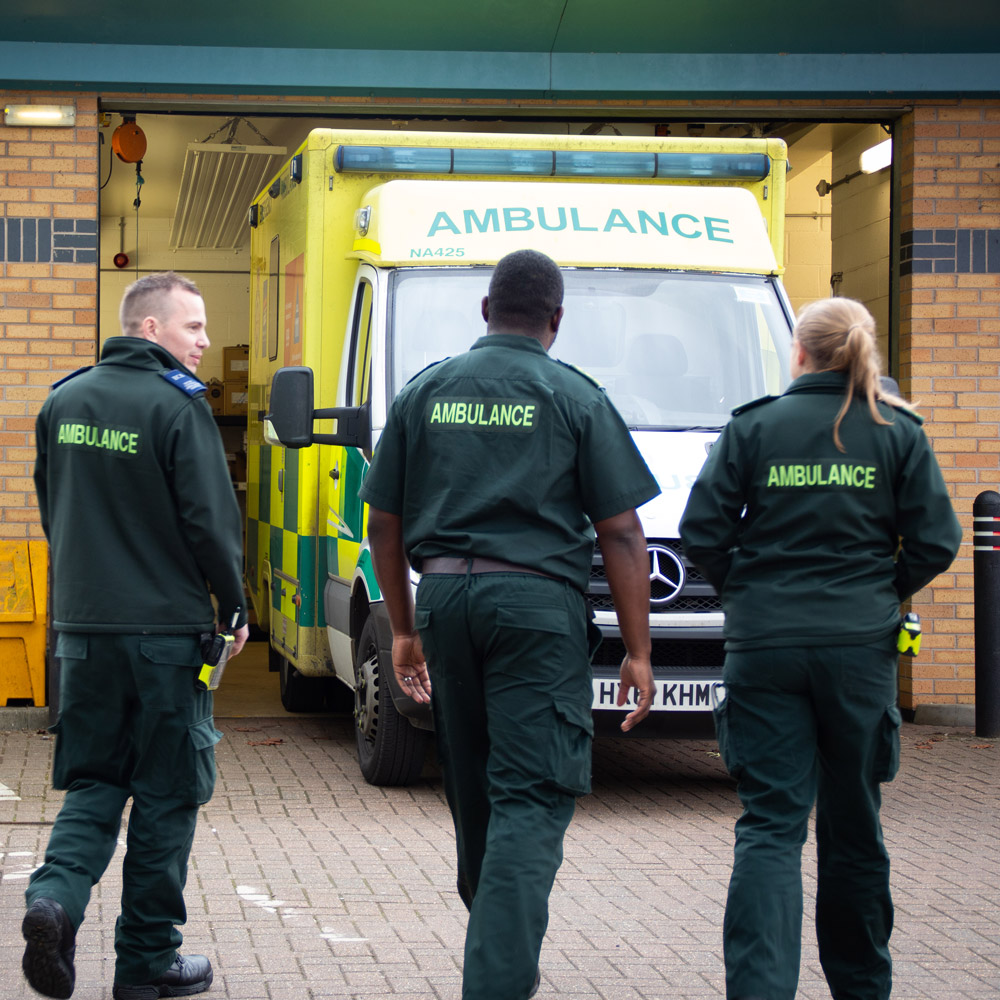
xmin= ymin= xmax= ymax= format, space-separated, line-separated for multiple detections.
xmin=679 ymin=372 xmax=962 ymax=649
xmin=34 ymin=337 xmax=247 ymax=634
xmin=359 ymin=333 xmax=660 ymax=593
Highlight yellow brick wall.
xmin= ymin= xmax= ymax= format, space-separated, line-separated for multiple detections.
xmin=896 ymin=102 xmax=1000 ymax=708
xmin=0 ymin=92 xmax=100 ymax=541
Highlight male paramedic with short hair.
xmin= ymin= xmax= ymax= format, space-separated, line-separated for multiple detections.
xmin=23 ymin=271 xmax=248 ymax=1000
xmin=361 ymin=248 xmax=660 ymax=1000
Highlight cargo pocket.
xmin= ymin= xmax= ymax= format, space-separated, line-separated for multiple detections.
xmin=55 ymin=633 xmax=88 ymax=660
xmin=549 ymin=696 xmax=594 ymax=797
xmin=51 ymin=634 xmax=88 ymax=790
xmin=713 ymin=690 xmax=744 ymax=780
xmin=139 ymin=635 xmax=202 ymax=669
xmin=495 ymin=604 xmax=570 ymax=635
xmin=874 ymin=704 xmax=902 ymax=783
xmin=186 ymin=718 xmax=222 ymax=805
xmin=47 ymin=719 xmax=72 ymax=790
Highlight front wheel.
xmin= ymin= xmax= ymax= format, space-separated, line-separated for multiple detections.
xmin=354 ymin=615 xmax=428 ymax=786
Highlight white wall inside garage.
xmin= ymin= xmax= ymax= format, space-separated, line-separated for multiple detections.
xmin=831 ymin=123 xmax=893 ymax=361
xmin=99 ymin=222 xmax=251 ymax=386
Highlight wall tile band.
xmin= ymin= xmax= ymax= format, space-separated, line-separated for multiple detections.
xmin=0 ymin=219 xmax=98 ymax=264
xmin=901 ymin=229 xmax=1000 ymax=276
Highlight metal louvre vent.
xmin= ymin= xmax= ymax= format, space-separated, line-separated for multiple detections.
xmin=169 ymin=142 xmax=286 ymax=250
xmin=587 ymin=538 xmax=722 ymax=614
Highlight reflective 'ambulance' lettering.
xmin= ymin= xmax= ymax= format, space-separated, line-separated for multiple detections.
xmin=426 ymin=397 xmax=538 ymax=431
xmin=56 ymin=421 xmax=140 ymax=455
xmin=427 ymin=207 xmax=733 ymax=242
xmin=766 ymin=462 xmax=878 ymax=490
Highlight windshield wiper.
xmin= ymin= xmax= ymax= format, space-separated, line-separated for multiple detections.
xmin=631 ymin=424 xmax=725 ymax=432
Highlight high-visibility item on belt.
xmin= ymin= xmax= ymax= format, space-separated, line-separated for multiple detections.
xmin=196 ymin=608 xmax=240 ymax=690
xmin=897 ymin=612 xmax=921 ymax=657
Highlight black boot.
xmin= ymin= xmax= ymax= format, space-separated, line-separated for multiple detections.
xmin=22 ymin=897 xmax=77 ymax=1000
xmin=112 ymin=954 xmax=213 ymax=1000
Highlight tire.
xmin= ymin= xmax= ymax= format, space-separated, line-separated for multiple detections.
xmin=273 ymin=643 xmax=323 ymax=713
xmin=353 ymin=615 xmax=428 ymax=786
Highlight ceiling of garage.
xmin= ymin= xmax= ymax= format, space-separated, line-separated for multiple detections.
xmin=2 ymin=1 xmax=999 ymax=98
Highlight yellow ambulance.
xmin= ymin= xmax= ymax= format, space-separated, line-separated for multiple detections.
xmin=248 ymin=128 xmax=793 ymax=785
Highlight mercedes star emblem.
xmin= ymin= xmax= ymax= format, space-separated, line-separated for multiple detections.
xmin=647 ymin=544 xmax=685 ymax=605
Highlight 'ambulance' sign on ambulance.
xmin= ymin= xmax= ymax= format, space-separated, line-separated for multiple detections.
xmin=353 ymin=180 xmax=779 ymax=274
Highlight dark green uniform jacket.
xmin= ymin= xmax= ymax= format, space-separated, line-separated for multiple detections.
xmin=360 ymin=333 xmax=660 ymax=591
xmin=679 ymin=372 xmax=962 ymax=649
xmin=34 ymin=337 xmax=246 ymax=634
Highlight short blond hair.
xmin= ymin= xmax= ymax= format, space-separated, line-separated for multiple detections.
xmin=119 ymin=271 xmax=201 ymax=337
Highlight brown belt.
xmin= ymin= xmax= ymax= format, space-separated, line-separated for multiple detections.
xmin=420 ymin=556 xmax=558 ymax=581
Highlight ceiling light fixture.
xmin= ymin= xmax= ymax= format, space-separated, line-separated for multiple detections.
xmin=169 ymin=118 xmax=285 ymax=250
xmin=3 ymin=104 xmax=76 ymax=127
xmin=817 ymin=136 xmax=893 ymax=197
xmin=859 ymin=138 xmax=892 ymax=174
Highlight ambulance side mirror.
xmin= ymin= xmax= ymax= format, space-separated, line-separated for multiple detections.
xmin=264 ymin=367 xmax=315 ymax=448
xmin=264 ymin=366 xmax=372 ymax=453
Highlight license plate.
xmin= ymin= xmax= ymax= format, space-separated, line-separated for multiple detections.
xmin=591 ymin=678 xmax=724 ymax=712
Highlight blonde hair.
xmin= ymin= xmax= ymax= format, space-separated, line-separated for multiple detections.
xmin=793 ymin=297 xmax=908 ymax=453
xmin=119 ymin=271 xmax=201 ymax=337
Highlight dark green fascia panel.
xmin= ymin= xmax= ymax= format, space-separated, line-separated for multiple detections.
xmin=1 ymin=42 xmax=999 ymax=98
xmin=3 ymin=0 xmax=999 ymax=55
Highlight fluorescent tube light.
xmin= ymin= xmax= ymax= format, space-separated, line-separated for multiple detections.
xmin=3 ymin=104 xmax=76 ymax=127
xmin=859 ymin=139 xmax=892 ymax=174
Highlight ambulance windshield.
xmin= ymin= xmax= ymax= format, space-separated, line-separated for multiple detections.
xmin=390 ymin=268 xmax=792 ymax=430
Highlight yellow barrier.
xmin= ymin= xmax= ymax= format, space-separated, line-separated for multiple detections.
xmin=0 ymin=541 xmax=48 ymax=707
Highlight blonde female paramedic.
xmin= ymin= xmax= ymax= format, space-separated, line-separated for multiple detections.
xmin=679 ymin=297 xmax=962 ymax=1000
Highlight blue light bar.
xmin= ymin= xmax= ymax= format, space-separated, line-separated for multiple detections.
xmin=452 ymin=148 xmax=554 ymax=175
xmin=655 ymin=153 xmax=768 ymax=179
xmin=555 ymin=150 xmax=656 ymax=177
xmin=335 ymin=145 xmax=770 ymax=181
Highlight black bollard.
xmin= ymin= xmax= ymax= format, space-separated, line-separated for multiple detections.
xmin=973 ymin=490 xmax=1000 ymax=737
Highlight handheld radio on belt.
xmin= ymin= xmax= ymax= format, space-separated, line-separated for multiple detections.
xmin=196 ymin=608 xmax=240 ymax=691
xmin=896 ymin=612 xmax=921 ymax=658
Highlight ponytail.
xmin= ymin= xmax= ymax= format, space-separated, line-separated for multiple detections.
xmin=793 ymin=298 xmax=909 ymax=452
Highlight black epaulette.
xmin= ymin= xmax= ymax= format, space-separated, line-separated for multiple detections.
xmin=406 ymin=357 xmax=448 ymax=385
xmin=731 ymin=394 xmax=777 ymax=417
xmin=51 ymin=366 xmax=93 ymax=389
xmin=159 ymin=369 xmax=206 ymax=397
xmin=881 ymin=399 xmax=924 ymax=425
xmin=555 ymin=359 xmax=604 ymax=390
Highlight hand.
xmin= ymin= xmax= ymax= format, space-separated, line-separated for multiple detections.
xmin=393 ymin=631 xmax=432 ymax=704
xmin=617 ymin=653 xmax=654 ymax=732
xmin=230 ymin=624 xmax=250 ymax=658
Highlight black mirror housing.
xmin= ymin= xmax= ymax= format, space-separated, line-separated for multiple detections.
xmin=265 ymin=367 xmax=315 ymax=448
xmin=264 ymin=365 xmax=372 ymax=453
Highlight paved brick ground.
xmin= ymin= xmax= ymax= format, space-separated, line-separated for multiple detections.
xmin=1 ymin=715 xmax=997 ymax=999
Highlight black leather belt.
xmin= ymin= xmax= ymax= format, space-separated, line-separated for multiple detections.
xmin=421 ymin=556 xmax=558 ymax=581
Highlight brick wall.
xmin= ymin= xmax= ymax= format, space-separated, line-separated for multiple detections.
xmin=0 ymin=93 xmax=99 ymax=540
xmin=896 ymin=102 xmax=1000 ymax=708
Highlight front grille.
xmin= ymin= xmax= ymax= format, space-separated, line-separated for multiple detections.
xmin=587 ymin=538 xmax=722 ymax=614
xmin=592 ymin=636 xmax=725 ymax=669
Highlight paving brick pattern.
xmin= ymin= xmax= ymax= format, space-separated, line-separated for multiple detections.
xmin=1 ymin=718 xmax=997 ymax=999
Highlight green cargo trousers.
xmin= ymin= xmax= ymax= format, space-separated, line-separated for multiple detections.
xmin=415 ymin=571 xmax=595 ymax=1000
xmin=715 ymin=639 xmax=902 ymax=1000
xmin=26 ymin=632 xmax=221 ymax=986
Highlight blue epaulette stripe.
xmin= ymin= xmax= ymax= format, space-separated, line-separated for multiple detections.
xmin=160 ymin=369 xmax=206 ymax=397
